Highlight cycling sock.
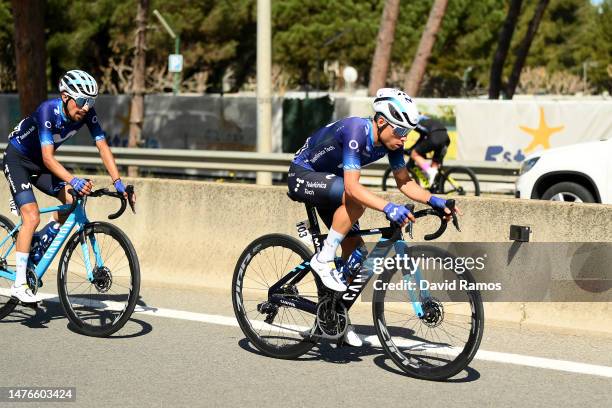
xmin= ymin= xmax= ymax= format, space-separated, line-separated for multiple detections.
xmin=317 ymin=228 xmax=345 ymax=262
xmin=419 ymin=161 xmax=431 ymax=171
xmin=14 ymin=251 xmax=29 ymax=287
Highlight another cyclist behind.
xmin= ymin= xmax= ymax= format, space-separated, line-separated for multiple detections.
xmin=3 ymin=69 xmax=134 ymax=304
xmin=288 ymin=88 xmax=460 ymax=346
xmin=410 ymin=115 xmax=451 ymax=185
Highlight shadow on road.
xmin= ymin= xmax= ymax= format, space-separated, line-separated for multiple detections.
xmin=236 ymin=323 xmax=481 ymax=382
xmin=0 ymin=295 xmax=154 ymax=339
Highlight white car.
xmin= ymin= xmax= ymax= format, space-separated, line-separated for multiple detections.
xmin=515 ymin=137 xmax=612 ymax=203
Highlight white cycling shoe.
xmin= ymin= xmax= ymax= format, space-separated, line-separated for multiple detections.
xmin=11 ymin=284 xmax=39 ymax=304
xmin=343 ymin=325 xmax=363 ymax=347
xmin=426 ymin=167 xmax=438 ymax=185
xmin=309 ymin=255 xmax=347 ymax=292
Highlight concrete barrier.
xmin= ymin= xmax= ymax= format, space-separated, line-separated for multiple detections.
xmin=1 ymin=177 xmax=610 ymax=336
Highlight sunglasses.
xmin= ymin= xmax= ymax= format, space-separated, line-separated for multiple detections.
xmin=386 ymin=121 xmax=409 ymax=138
xmin=70 ymin=96 xmax=96 ymax=109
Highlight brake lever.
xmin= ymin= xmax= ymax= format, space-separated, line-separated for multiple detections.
xmin=445 ymin=199 xmax=461 ymax=232
xmin=126 ymin=185 xmax=136 ymax=214
xmin=404 ymin=204 xmax=415 ymax=240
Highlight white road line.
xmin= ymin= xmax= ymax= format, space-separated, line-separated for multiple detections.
xmin=17 ymin=291 xmax=612 ymax=379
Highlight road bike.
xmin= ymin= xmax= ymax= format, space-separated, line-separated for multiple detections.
xmin=381 ymin=153 xmax=480 ymax=196
xmin=0 ymin=186 xmax=139 ymax=337
xmin=232 ymin=196 xmax=484 ymax=380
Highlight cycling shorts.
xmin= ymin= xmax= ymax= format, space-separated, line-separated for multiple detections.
xmin=413 ymin=130 xmax=450 ymax=163
xmin=287 ymin=163 xmax=359 ymax=231
xmin=3 ymin=143 xmax=66 ymax=208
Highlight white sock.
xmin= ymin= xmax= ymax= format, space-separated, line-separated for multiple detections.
xmin=317 ymin=228 xmax=345 ymax=262
xmin=14 ymin=251 xmax=29 ymax=287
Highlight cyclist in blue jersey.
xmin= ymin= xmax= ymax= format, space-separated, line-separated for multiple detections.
xmin=288 ymin=88 xmax=460 ymax=346
xmin=3 ymin=69 xmax=134 ymax=303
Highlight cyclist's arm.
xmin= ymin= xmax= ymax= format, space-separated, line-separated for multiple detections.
xmin=95 ymin=139 xmax=121 ymax=183
xmin=41 ymin=145 xmax=74 ymax=183
xmin=393 ymin=167 xmax=431 ymax=204
xmin=344 ymin=170 xmax=388 ymax=211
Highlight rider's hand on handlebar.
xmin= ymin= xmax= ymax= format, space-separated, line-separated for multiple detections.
xmin=428 ymin=195 xmax=462 ymax=222
xmin=114 ymin=179 xmax=137 ymax=206
xmin=383 ymin=202 xmax=415 ymax=227
xmin=70 ymin=177 xmax=93 ymax=196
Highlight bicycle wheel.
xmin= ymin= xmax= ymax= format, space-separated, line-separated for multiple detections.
xmin=437 ymin=166 xmax=480 ymax=196
xmin=0 ymin=215 xmax=18 ymax=320
xmin=382 ymin=167 xmax=424 ymax=192
xmin=232 ymin=234 xmax=322 ymax=359
xmin=372 ymin=245 xmax=484 ymax=380
xmin=57 ymin=222 xmax=140 ymax=337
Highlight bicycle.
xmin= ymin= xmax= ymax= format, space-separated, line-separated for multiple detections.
xmin=232 ymin=196 xmax=484 ymax=380
xmin=0 ymin=186 xmax=140 ymax=337
xmin=381 ymin=152 xmax=480 ymax=196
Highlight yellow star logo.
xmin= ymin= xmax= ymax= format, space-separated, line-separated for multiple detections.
xmin=519 ymin=107 xmax=564 ymax=153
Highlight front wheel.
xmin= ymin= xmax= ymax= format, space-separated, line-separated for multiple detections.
xmin=372 ymin=245 xmax=484 ymax=380
xmin=436 ymin=167 xmax=480 ymax=196
xmin=57 ymin=222 xmax=140 ymax=337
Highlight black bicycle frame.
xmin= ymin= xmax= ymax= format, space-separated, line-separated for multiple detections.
xmin=268 ymin=202 xmax=406 ymax=314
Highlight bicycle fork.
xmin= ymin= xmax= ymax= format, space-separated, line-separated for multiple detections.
xmin=78 ymin=228 xmax=104 ymax=282
xmin=394 ymin=241 xmax=429 ymax=318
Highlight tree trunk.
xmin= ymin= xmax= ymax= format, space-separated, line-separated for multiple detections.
xmin=488 ymin=0 xmax=523 ymax=99
xmin=128 ymin=0 xmax=149 ymax=177
xmin=11 ymin=0 xmax=47 ymax=116
xmin=368 ymin=0 xmax=401 ymax=96
xmin=505 ymin=0 xmax=549 ymax=99
xmin=404 ymin=0 xmax=448 ymax=96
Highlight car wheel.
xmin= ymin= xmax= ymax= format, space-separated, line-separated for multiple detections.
xmin=541 ymin=182 xmax=595 ymax=203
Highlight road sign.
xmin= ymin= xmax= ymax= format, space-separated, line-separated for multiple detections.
xmin=169 ymin=54 xmax=183 ymax=73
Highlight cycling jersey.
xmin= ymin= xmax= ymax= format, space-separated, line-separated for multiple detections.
xmin=8 ymin=98 xmax=106 ymax=163
xmin=412 ymin=115 xmax=450 ymax=163
xmin=292 ymin=117 xmax=405 ymax=175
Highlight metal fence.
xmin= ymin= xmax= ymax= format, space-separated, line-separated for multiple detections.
xmin=0 ymin=144 xmax=519 ymax=190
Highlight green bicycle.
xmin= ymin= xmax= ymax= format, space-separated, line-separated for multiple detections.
xmin=382 ymin=154 xmax=480 ymax=196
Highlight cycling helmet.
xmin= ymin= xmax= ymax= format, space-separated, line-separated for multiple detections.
xmin=58 ymin=70 xmax=98 ymax=99
xmin=372 ymin=88 xmax=419 ymax=130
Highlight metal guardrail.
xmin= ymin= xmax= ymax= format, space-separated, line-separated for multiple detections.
xmin=0 ymin=143 xmax=520 ymax=182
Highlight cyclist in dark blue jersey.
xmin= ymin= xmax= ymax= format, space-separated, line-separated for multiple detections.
xmin=3 ymin=69 xmax=133 ymax=303
xmin=288 ymin=88 xmax=460 ymax=346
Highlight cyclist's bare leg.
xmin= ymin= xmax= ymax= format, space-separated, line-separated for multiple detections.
xmin=410 ymin=150 xmax=430 ymax=169
xmin=16 ymin=203 xmax=40 ymax=253
xmin=54 ymin=185 xmax=75 ymax=224
xmin=334 ymin=193 xmax=365 ymax=258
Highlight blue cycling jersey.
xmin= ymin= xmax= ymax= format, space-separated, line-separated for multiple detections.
xmin=8 ymin=98 xmax=106 ymax=163
xmin=292 ymin=117 xmax=405 ymax=176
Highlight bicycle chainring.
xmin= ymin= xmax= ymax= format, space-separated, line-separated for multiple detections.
xmin=316 ymin=297 xmax=348 ymax=340
xmin=26 ymin=267 xmax=39 ymax=295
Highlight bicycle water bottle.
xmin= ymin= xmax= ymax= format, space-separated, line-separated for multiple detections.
xmin=29 ymin=222 xmax=61 ymax=264
xmin=340 ymin=246 xmax=368 ymax=281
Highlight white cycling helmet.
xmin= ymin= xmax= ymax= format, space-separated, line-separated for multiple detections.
xmin=58 ymin=69 xmax=98 ymax=99
xmin=372 ymin=88 xmax=419 ymax=130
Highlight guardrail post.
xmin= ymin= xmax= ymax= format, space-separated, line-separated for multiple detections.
xmin=256 ymin=0 xmax=273 ymax=185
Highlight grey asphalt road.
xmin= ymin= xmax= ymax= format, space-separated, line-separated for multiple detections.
xmin=1 ymin=284 xmax=611 ymax=408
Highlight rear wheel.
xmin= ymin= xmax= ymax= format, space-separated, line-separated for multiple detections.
xmin=0 ymin=215 xmax=18 ymax=320
xmin=437 ymin=167 xmax=480 ymax=196
xmin=382 ymin=166 xmax=422 ymax=191
xmin=232 ymin=234 xmax=321 ymax=359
